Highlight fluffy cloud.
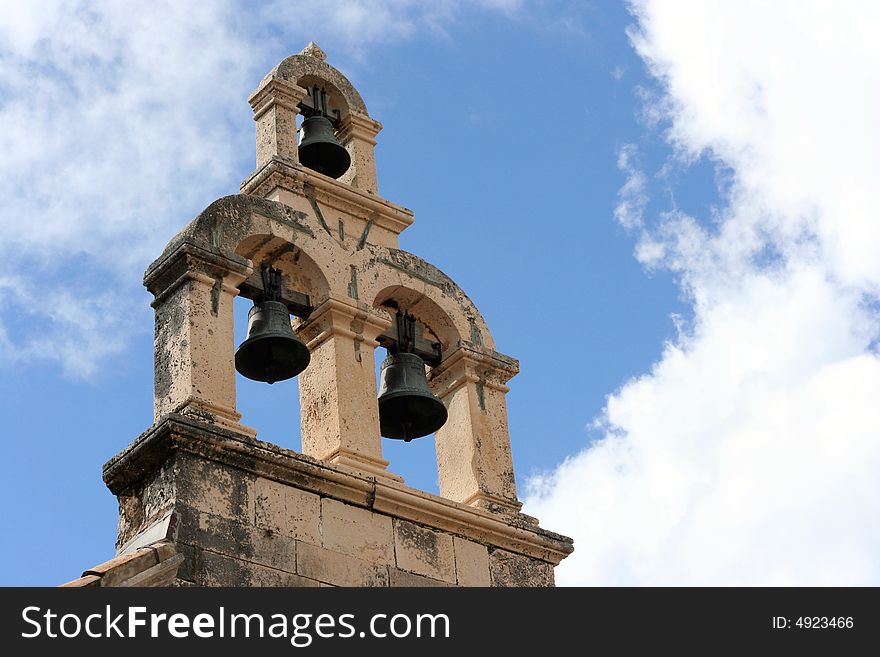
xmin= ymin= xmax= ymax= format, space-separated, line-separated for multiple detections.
xmin=0 ymin=0 xmax=519 ymax=378
xmin=0 ymin=1 xmax=260 ymax=376
xmin=526 ymin=0 xmax=880 ymax=585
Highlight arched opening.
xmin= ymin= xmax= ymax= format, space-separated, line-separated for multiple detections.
xmin=233 ymin=235 xmax=330 ymax=452
xmin=234 ymin=295 xmax=303 ymax=450
xmin=295 ymin=75 xmax=349 ymax=122
xmin=373 ymin=354 xmax=441 ymax=494
xmin=372 ymin=286 xmax=463 ymax=493
xmin=295 ymin=76 xmax=350 ymax=176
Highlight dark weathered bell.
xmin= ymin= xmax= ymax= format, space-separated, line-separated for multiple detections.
xmin=298 ymin=116 xmax=351 ymax=179
xmin=235 ymin=300 xmax=310 ymax=384
xmin=378 ymin=352 xmax=448 ymax=441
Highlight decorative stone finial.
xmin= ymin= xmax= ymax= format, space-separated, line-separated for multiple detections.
xmin=301 ymin=42 xmax=327 ymax=61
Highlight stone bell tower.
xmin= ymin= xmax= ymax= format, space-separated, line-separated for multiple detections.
xmin=100 ymin=43 xmax=573 ymax=587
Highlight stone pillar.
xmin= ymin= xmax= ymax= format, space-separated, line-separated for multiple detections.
xmin=430 ymin=342 xmax=522 ymax=514
xmin=145 ymin=242 xmax=253 ymax=435
xmin=337 ymin=110 xmax=382 ymax=194
xmin=295 ymin=298 xmax=400 ymax=482
xmin=249 ymin=75 xmax=307 ymax=168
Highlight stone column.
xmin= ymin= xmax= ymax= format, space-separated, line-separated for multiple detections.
xmin=337 ymin=110 xmax=382 ymax=194
xmin=429 ymin=342 xmax=522 ymax=514
xmin=145 ymin=242 xmax=253 ymax=435
xmin=295 ymin=298 xmax=400 ymax=482
xmin=249 ymin=75 xmax=307 ymax=168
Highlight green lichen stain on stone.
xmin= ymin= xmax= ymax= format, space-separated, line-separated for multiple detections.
xmin=348 ymin=265 xmax=359 ymax=300
xmin=469 ymin=319 xmax=484 ymax=347
xmin=357 ymin=218 xmax=374 ymax=250
xmin=476 ymin=382 xmax=486 ymax=411
xmin=210 ymin=279 xmax=222 ymax=316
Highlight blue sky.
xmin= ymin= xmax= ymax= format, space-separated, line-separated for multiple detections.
xmin=2 ymin=1 xmax=879 ymax=586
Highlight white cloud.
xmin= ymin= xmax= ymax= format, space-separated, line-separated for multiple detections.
xmin=0 ymin=0 xmax=520 ymax=378
xmin=526 ymin=0 xmax=880 ymax=585
xmin=613 ymin=144 xmax=647 ymax=230
xmin=0 ymin=1 xmax=260 ymax=377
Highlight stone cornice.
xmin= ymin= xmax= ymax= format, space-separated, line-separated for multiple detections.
xmin=337 ymin=111 xmax=382 ymax=144
xmin=241 ymin=158 xmax=414 ymax=236
xmin=248 ymin=75 xmax=307 ymax=118
xmin=143 ymin=239 xmax=252 ymax=299
xmin=103 ymin=415 xmax=574 ymax=565
xmin=298 ymin=297 xmax=393 ymax=350
xmin=430 ymin=341 xmax=520 ymax=396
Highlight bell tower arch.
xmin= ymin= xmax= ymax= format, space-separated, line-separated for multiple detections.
xmin=102 ymin=43 xmax=573 ymax=587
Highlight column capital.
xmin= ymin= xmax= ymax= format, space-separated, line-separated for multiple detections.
xmin=429 ymin=341 xmax=520 ymax=399
xmin=144 ymin=239 xmax=252 ymax=302
xmin=337 ymin=110 xmax=383 ymax=145
xmin=248 ymin=75 xmax=308 ymax=120
xmin=297 ymin=297 xmax=393 ymax=350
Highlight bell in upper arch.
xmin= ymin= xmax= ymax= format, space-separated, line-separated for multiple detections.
xmin=298 ymin=110 xmax=351 ymax=179
xmin=298 ymin=115 xmax=350 ymax=179
xmin=235 ymin=300 xmax=311 ymax=384
xmin=377 ymin=352 xmax=448 ymax=442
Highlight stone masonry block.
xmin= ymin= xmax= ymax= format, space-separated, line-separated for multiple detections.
xmin=296 ymin=541 xmax=389 ymax=587
xmin=388 ymin=568 xmax=449 ymax=587
xmin=176 ymin=507 xmax=297 ymax=574
xmin=488 ymin=548 xmax=555 ymax=587
xmin=254 ymin=476 xmax=321 ymax=544
xmin=176 ymin=455 xmax=255 ymax=522
xmin=321 ymin=498 xmax=393 ymax=563
xmin=453 ymin=536 xmax=491 ymax=586
xmin=199 ymin=549 xmax=322 ymax=587
xmin=393 ymin=519 xmax=456 ymax=584
xmin=175 ymin=542 xmax=198 ymax=583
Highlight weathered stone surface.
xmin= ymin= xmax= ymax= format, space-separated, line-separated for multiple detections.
xmin=199 ymin=549 xmax=322 ymax=587
xmin=115 ymin=458 xmax=177 ymax=549
xmin=321 ymin=497 xmax=393 ymax=563
xmin=388 ymin=568 xmax=449 ymax=587
xmin=489 ymin=548 xmax=555 ymax=587
xmin=175 ymin=542 xmax=198 ymax=583
xmin=295 ymin=298 xmax=394 ymax=480
xmin=104 ymin=416 xmax=572 ymax=566
xmin=254 ymin=476 xmax=321 ymax=544
xmin=177 ymin=453 xmax=255 ymax=522
xmin=176 ymin=505 xmax=297 ymax=574
xmin=453 ymin=536 xmax=491 ymax=586
xmin=393 ymin=519 xmax=456 ymax=584
xmin=296 ymin=541 xmax=388 ymax=587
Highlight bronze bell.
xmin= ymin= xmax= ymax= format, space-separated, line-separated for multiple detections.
xmin=378 ymin=352 xmax=448 ymax=441
xmin=299 ymin=116 xmax=350 ymax=179
xmin=235 ymin=266 xmax=310 ymax=384
xmin=298 ymin=87 xmax=350 ymax=179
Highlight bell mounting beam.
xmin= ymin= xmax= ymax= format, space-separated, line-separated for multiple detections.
xmin=297 ymin=85 xmax=342 ymax=127
xmin=238 ymin=272 xmax=313 ymax=320
xmin=376 ymin=312 xmax=442 ymax=367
